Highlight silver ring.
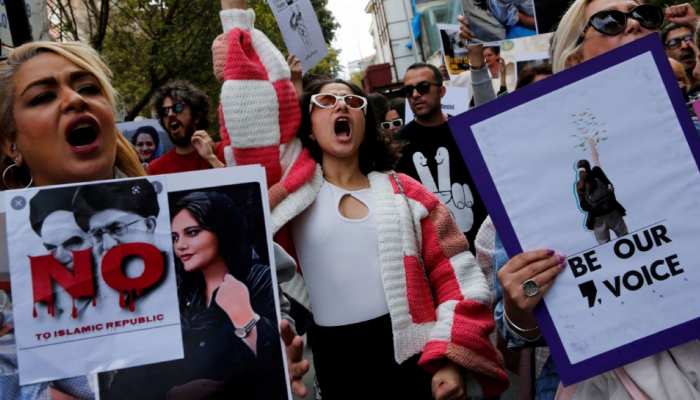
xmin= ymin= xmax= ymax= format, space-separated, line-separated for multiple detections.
xmin=522 ymin=279 xmax=540 ymax=298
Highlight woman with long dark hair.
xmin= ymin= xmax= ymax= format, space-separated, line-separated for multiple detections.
xmin=216 ymin=2 xmax=509 ymax=396
xmin=100 ymin=191 xmax=286 ymax=400
xmin=169 ymin=191 xmax=285 ymax=399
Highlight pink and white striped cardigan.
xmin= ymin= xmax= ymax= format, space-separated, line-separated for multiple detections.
xmin=213 ymin=9 xmax=508 ymax=396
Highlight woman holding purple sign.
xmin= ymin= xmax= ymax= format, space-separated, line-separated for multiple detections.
xmin=472 ymin=0 xmax=700 ymax=399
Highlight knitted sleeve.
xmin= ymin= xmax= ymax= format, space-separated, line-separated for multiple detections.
xmin=214 ymin=8 xmax=301 ymax=186
xmin=395 ymin=174 xmax=508 ymax=397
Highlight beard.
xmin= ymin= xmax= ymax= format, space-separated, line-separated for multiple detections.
xmin=167 ymin=122 xmax=195 ymax=147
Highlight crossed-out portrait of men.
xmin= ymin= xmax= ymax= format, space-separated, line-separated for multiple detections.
xmin=28 ymin=179 xmax=165 ymax=318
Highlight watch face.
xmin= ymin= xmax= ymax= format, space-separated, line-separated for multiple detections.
xmin=234 ymin=314 xmax=260 ymax=338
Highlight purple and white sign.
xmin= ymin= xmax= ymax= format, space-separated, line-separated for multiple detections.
xmin=449 ymin=34 xmax=700 ymax=384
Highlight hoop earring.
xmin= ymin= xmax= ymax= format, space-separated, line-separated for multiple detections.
xmin=2 ymin=162 xmax=33 ymax=189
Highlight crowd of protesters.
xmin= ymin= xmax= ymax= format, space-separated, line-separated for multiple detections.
xmin=1 ymin=0 xmax=700 ymax=399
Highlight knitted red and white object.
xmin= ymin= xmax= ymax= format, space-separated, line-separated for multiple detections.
xmin=214 ymin=9 xmax=301 ymax=186
xmin=215 ymin=8 xmax=508 ymax=396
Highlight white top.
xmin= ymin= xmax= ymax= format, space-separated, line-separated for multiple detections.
xmin=291 ymin=180 xmax=388 ymax=327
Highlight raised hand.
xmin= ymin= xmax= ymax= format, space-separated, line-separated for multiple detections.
xmin=457 ymin=15 xmax=473 ymax=42
xmin=191 ymin=130 xmax=224 ymax=168
xmin=221 ymin=0 xmax=246 ymax=10
xmin=665 ymin=3 xmax=699 ymax=27
xmin=287 ymin=54 xmax=304 ymax=98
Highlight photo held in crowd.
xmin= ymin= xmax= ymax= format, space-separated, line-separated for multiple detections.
xmin=1 ymin=0 xmax=700 ymax=399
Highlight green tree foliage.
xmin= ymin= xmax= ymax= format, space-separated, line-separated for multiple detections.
xmin=52 ymin=0 xmax=340 ymax=121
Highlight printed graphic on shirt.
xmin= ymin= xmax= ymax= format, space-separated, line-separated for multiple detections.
xmin=412 ymin=147 xmax=475 ymax=233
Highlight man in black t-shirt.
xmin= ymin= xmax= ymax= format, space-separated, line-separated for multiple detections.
xmin=395 ymin=63 xmax=487 ymax=248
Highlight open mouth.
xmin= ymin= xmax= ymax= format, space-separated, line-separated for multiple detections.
xmin=66 ymin=117 xmax=99 ymax=148
xmin=334 ymin=117 xmax=351 ymax=138
xmin=169 ymin=121 xmax=181 ymax=132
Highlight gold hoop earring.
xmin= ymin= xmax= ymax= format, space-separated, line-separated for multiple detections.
xmin=2 ymin=162 xmax=33 ymax=189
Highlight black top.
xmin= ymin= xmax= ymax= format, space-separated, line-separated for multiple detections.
xmin=395 ymin=120 xmax=487 ymax=248
xmin=577 ymin=166 xmax=626 ymax=230
xmin=99 ymin=264 xmax=287 ymax=400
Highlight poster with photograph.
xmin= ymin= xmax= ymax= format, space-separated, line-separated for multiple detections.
xmin=98 ymin=166 xmax=291 ymax=400
xmin=267 ymin=0 xmax=328 ymax=72
xmin=437 ymin=23 xmax=471 ymax=79
xmin=6 ymin=177 xmax=183 ymax=385
xmin=448 ymin=35 xmax=700 ymax=384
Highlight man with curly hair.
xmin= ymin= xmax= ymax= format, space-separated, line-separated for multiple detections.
xmin=148 ymin=80 xmax=226 ymax=174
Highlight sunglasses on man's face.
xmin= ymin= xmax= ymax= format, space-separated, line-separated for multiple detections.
xmin=159 ymin=102 xmax=186 ymax=117
xmin=665 ymin=34 xmax=694 ymax=50
xmin=578 ymin=4 xmax=663 ymax=44
xmin=310 ymin=93 xmax=367 ymax=110
xmin=380 ymin=118 xmax=403 ymax=130
xmin=402 ymin=81 xmax=439 ymax=98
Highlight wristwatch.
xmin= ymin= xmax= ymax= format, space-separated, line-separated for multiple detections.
xmin=234 ymin=313 xmax=260 ymax=338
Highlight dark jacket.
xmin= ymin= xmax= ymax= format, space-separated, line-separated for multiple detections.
xmin=577 ymin=166 xmax=626 ymax=230
xmin=99 ymin=264 xmax=287 ymax=400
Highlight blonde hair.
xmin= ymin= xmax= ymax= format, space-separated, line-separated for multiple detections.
xmin=551 ymin=0 xmax=645 ymax=73
xmin=550 ymin=0 xmax=592 ymax=73
xmin=0 ymin=41 xmax=145 ymax=188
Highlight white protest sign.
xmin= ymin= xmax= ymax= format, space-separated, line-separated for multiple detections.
xmin=450 ymin=36 xmax=700 ymax=384
xmin=267 ymin=0 xmax=328 ymax=71
xmin=6 ymin=177 xmax=183 ymax=384
xmin=405 ymin=86 xmax=471 ymax=124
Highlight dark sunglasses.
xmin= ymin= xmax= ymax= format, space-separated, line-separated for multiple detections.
xmin=159 ymin=102 xmax=186 ymax=117
xmin=402 ymin=81 xmax=440 ymax=98
xmin=665 ymin=34 xmax=694 ymax=50
xmin=578 ymin=4 xmax=663 ymax=44
xmin=380 ymin=118 xmax=403 ymax=130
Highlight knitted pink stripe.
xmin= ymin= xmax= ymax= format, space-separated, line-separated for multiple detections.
xmin=429 ymin=205 xmax=470 ymax=257
xmin=404 ymin=255 xmax=437 ymax=323
xmin=282 ymin=150 xmax=317 ymax=193
xmin=273 ymin=80 xmax=301 ymax=144
xmin=268 ymin=183 xmax=289 ymax=209
xmin=420 ymin=215 xmax=463 ymax=304
xmin=224 ymin=28 xmax=268 ymax=81
xmin=233 ymin=146 xmax=281 ymax=185
xmin=212 ymin=33 xmax=227 ymax=82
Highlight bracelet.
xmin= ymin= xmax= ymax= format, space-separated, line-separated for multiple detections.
xmin=503 ymin=304 xmax=539 ymax=333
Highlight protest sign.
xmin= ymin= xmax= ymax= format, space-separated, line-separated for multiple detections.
xmin=449 ymin=35 xmax=700 ymax=384
xmin=437 ymin=23 xmax=470 ymax=79
xmin=6 ymin=177 xmax=183 ymax=384
xmin=405 ymin=86 xmax=470 ymax=124
xmin=97 ymin=166 xmax=291 ymax=400
xmin=267 ymin=0 xmax=327 ymax=72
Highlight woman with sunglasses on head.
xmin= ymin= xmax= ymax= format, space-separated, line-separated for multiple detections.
xmin=216 ymin=2 xmax=508 ymax=398
xmin=474 ymin=1 xmax=700 ymax=399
